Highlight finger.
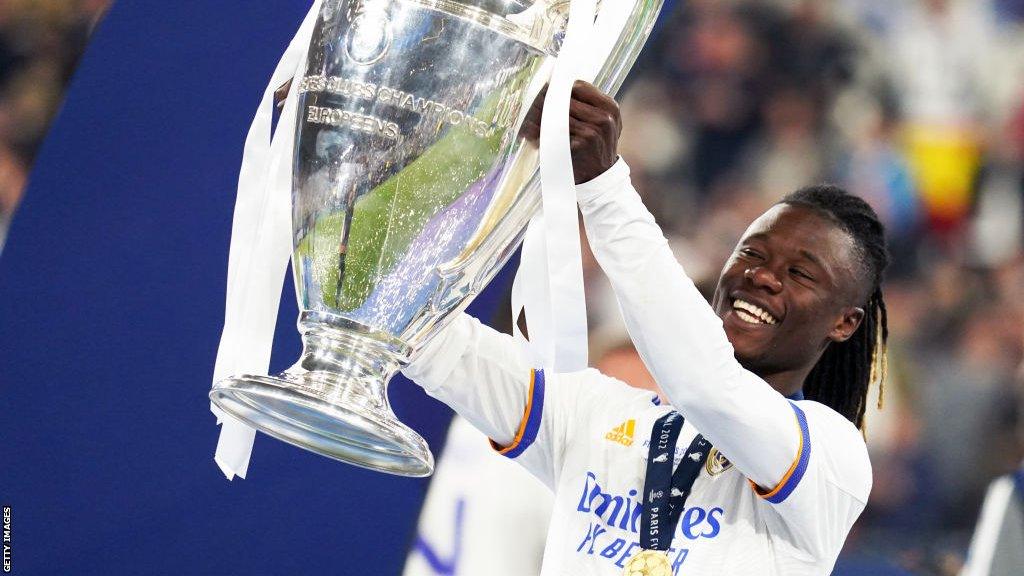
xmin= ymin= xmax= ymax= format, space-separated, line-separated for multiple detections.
xmin=521 ymin=107 xmax=542 ymax=133
xmin=568 ymin=118 xmax=599 ymax=142
xmin=571 ymin=82 xmax=621 ymax=136
xmin=569 ymin=133 xmax=594 ymax=150
xmin=569 ymin=100 xmax=619 ymax=139
xmin=524 ymin=93 xmax=544 ymax=122
xmin=571 ymin=80 xmax=618 ymax=111
xmin=527 ymin=85 xmax=548 ymax=115
xmin=519 ymin=120 xmax=541 ymax=142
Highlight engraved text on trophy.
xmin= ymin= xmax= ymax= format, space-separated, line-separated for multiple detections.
xmin=298 ymin=74 xmax=523 ymax=141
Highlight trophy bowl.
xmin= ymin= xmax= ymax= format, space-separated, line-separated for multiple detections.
xmin=210 ymin=0 xmax=661 ymax=476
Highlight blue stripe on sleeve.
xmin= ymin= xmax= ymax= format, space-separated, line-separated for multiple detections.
xmin=764 ymin=401 xmax=812 ymax=504
xmin=502 ymin=369 xmax=546 ymax=459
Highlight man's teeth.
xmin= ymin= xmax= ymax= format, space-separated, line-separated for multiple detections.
xmin=733 ymin=299 xmax=777 ymax=325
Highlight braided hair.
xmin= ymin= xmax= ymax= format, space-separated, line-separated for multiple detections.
xmin=779 ymin=185 xmax=889 ymax=430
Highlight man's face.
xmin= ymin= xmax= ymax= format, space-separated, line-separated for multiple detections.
xmin=711 ymin=204 xmax=866 ymax=376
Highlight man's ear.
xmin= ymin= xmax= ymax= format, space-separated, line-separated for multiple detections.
xmin=829 ymin=306 xmax=865 ymax=343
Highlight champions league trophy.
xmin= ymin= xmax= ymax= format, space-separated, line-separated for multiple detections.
xmin=209 ymin=0 xmax=660 ymax=476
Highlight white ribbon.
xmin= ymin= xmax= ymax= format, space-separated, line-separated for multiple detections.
xmin=512 ymin=0 xmax=635 ymax=372
xmin=211 ymin=1 xmax=322 ymax=481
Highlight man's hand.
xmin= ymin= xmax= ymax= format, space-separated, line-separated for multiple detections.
xmin=519 ymin=80 xmax=622 ymax=185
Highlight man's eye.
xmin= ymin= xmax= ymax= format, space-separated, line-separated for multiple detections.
xmin=739 ymin=248 xmax=762 ymax=259
xmin=790 ymin=267 xmax=814 ymax=281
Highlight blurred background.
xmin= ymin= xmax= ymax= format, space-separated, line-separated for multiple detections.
xmin=0 ymin=0 xmax=110 ymax=250
xmin=0 ymin=0 xmax=1021 ymax=575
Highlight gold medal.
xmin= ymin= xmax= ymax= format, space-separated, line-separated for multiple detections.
xmin=622 ymin=549 xmax=672 ymax=576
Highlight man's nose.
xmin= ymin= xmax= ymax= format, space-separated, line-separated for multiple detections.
xmin=743 ymin=266 xmax=783 ymax=294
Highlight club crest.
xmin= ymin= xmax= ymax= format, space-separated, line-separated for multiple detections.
xmin=705 ymin=448 xmax=732 ymax=476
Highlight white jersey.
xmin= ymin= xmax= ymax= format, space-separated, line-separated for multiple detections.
xmin=403 ymin=159 xmax=871 ymax=575
xmin=403 ymin=416 xmax=552 ymax=576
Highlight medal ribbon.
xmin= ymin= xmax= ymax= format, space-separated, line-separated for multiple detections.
xmin=640 ymin=412 xmax=712 ymax=552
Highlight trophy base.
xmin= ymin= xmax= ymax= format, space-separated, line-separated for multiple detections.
xmin=211 ymin=372 xmax=433 ymax=477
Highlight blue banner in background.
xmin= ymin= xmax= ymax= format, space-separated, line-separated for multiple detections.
xmin=0 ymin=2 xmax=510 ymax=573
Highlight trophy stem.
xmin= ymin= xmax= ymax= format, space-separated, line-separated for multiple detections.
xmin=210 ymin=314 xmax=433 ymax=477
xmin=290 ymin=322 xmax=402 ymax=412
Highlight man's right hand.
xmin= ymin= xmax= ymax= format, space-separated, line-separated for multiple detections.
xmin=519 ymin=80 xmax=623 ymax=185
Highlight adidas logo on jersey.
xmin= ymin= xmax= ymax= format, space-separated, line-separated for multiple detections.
xmin=605 ymin=419 xmax=636 ymax=446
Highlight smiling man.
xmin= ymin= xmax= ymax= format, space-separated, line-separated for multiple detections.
xmin=402 ymin=82 xmax=889 ymax=575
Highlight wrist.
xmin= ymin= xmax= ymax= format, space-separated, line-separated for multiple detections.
xmin=575 ymin=157 xmax=631 ymax=204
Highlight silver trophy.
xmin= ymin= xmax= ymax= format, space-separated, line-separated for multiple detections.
xmin=209 ymin=0 xmax=661 ymax=476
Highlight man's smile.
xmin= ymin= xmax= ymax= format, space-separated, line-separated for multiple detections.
xmin=730 ymin=298 xmax=779 ymax=325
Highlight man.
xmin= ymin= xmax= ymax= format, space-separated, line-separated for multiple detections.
xmin=403 ymin=81 xmax=889 ymax=575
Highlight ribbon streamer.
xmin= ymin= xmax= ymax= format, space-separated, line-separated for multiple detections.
xmin=211 ymin=1 xmax=322 ymax=481
xmin=513 ymin=0 xmax=635 ymax=372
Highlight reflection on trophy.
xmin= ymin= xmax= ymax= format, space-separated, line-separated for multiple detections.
xmin=209 ymin=0 xmax=661 ymax=476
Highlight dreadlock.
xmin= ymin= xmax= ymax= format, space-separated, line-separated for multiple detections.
xmin=779 ymin=185 xmax=890 ymax=430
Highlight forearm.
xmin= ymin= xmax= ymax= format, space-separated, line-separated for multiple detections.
xmin=576 ymin=161 xmax=799 ymax=489
xmin=402 ymin=314 xmax=532 ymax=447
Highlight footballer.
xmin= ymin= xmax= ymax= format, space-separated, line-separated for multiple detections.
xmin=403 ymin=81 xmax=888 ymax=575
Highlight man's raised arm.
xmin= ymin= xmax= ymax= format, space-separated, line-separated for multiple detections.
xmin=543 ymin=82 xmax=801 ymax=494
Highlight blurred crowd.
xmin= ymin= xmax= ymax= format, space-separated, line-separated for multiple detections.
xmin=581 ymin=0 xmax=1024 ymax=574
xmin=0 ymin=0 xmax=110 ymax=249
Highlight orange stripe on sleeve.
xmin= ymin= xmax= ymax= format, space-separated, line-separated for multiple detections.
xmin=490 ymin=370 xmax=537 ymax=455
xmin=748 ymin=403 xmax=810 ymax=503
